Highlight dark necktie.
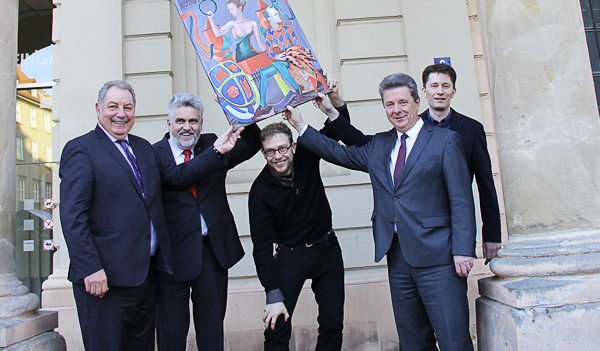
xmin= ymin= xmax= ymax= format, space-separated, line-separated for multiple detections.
xmin=393 ymin=134 xmax=408 ymax=187
xmin=182 ymin=150 xmax=197 ymax=198
xmin=117 ymin=140 xmax=144 ymax=196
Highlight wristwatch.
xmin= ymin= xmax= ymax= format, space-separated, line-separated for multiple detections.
xmin=212 ymin=145 xmax=223 ymax=158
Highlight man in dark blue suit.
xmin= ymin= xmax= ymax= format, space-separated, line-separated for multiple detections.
xmin=153 ymin=93 xmax=261 ymax=351
xmin=419 ymin=63 xmax=502 ymax=262
xmin=283 ymin=73 xmax=476 ymax=350
xmin=59 ymin=81 xmax=244 ymax=351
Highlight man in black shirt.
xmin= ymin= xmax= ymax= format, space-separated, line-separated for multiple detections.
xmin=248 ymin=94 xmax=356 ymax=351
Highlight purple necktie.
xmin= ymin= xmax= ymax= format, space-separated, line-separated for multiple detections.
xmin=117 ymin=140 xmax=145 ymax=196
xmin=393 ymin=134 xmax=408 ymax=187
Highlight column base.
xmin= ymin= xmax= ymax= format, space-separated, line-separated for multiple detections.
xmin=0 ymin=311 xmax=62 ymax=349
xmin=1 ymin=330 xmax=65 ymax=351
xmin=477 ymin=276 xmax=600 ymax=350
xmin=476 ymin=229 xmax=600 ymax=351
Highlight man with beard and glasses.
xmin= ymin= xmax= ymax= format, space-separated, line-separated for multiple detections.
xmin=60 ymin=81 xmax=244 ymax=351
xmin=153 ymin=93 xmax=261 ymax=351
xmin=248 ymin=91 xmax=365 ymax=351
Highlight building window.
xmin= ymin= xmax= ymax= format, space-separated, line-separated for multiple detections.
xmin=46 ymin=145 xmax=52 ymax=162
xmin=16 ymin=137 xmax=24 ymax=160
xmin=45 ymin=183 xmax=52 ymax=199
xmin=16 ymin=103 xmax=21 ymax=123
xmin=29 ymin=108 xmax=36 ymax=128
xmin=18 ymin=178 xmax=25 ymax=201
xmin=44 ymin=113 xmax=51 ymax=133
xmin=32 ymin=141 xmax=38 ymax=162
xmin=581 ymin=0 xmax=600 ymax=112
xmin=33 ymin=181 xmax=40 ymax=202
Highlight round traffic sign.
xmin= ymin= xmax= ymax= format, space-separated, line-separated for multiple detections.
xmin=43 ymin=219 xmax=53 ymax=230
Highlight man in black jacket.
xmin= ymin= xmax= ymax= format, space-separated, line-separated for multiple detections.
xmin=153 ymin=93 xmax=261 ymax=351
xmin=248 ymin=93 xmax=359 ymax=351
xmin=419 ymin=63 xmax=502 ymax=261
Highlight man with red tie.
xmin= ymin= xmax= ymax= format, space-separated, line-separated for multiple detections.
xmin=153 ymin=93 xmax=261 ymax=351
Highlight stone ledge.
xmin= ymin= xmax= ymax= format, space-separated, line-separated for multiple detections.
xmin=479 ymin=274 xmax=600 ymax=309
xmin=0 ymin=311 xmax=59 ymax=348
xmin=2 ymin=331 xmax=65 ymax=351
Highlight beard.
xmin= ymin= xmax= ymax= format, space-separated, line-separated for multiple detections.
xmin=173 ymin=129 xmax=199 ymax=150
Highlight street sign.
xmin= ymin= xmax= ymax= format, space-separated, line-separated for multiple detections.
xmin=43 ymin=219 xmax=53 ymax=230
xmin=43 ymin=198 xmax=54 ymax=209
xmin=434 ymin=57 xmax=452 ymax=66
xmin=23 ymin=219 xmax=34 ymax=231
xmin=43 ymin=240 xmax=55 ymax=251
xmin=23 ymin=240 xmax=34 ymax=252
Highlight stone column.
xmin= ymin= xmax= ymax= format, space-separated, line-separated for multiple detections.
xmin=476 ymin=0 xmax=600 ymax=350
xmin=0 ymin=0 xmax=64 ymax=349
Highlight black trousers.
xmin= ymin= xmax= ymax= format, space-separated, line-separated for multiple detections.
xmin=265 ymin=236 xmax=345 ymax=351
xmin=156 ymin=237 xmax=228 ymax=351
xmin=72 ymin=267 xmax=156 ymax=351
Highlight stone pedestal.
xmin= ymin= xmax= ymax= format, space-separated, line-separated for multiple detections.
xmin=476 ymin=0 xmax=600 ymax=349
xmin=477 ymin=230 xmax=600 ymax=350
xmin=0 ymin=0 xmax=64 ymax=349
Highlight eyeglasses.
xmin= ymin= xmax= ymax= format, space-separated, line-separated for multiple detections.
xmin=263 ymin=145 xmax=292 ymax=157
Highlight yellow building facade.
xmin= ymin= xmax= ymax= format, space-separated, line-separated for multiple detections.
xmin=16 ymin=66 xmax=55 ymax=296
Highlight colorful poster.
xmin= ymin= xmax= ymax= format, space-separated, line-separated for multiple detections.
xmin=174 ymin=0 xmax=329 ymax=129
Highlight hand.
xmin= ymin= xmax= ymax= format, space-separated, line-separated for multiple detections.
xmin=323 ymin=71 xmax=344 ymax=107
xmin=263 ymin=302 xmax=289 ymax=330
xmin=275 ymin=53 xmax=286 ymax=61
xmin=206 ymin=11 xmax=214 ymax=18
xmin=84 ymin=269 xmax=108 ymax=298
xmin=312 ymin=93 xmax=339 ymax=121
xmin=214 ymin=126 xmax=244 ymax=154
xmin=282 ymin=105 xmax=306 ymax=132
xmin=482 ymin=242 xmax=502 ymax=264
xmin=453 ymin=255 xmax=474 ymax=278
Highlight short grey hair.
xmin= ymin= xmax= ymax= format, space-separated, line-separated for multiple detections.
xmin=167 ymin=93 xmax=204 ymax=122
xmin=97 ymin=80 xmax=136 ymax=107
xmin=378 ymin=73 xmax=420 ymax=103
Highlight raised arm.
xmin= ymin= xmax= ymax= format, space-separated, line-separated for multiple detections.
xmin=158 ymin=126 xmax=244 ymax=188
xmin=206 ymin=12 xmax=234 ymax=37
xmin=283 ymin=105 xmax=370 ymax=172
xmin=223 ymin=123 xmax=262 ymax=169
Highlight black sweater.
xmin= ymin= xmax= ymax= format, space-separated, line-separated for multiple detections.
xmin=248 ymin=110 xmax=356 ymax=298
xmin=248 ymin=142 xmax=333 ymax=295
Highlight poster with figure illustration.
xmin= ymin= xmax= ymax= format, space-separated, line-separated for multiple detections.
xmin=174 ymin=0 xmax=329 ymax=129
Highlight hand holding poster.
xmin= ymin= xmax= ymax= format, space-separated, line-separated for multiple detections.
xmin=174 ymin=0 xmax=330 ymax=129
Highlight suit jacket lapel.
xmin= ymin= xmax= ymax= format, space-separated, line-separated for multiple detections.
xmin=373 ymin=129 xmax=397 ymax=191
xmin=396 ymin=123 xmax=433 ymax=188
xmin=128 ymin=136 xmax=149 ymax=199
xmin=94 ymin=126 xmax=145 ymax=199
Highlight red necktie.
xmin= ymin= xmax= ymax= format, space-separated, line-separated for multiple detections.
xmin=393 ymin=134 xmax=408 ymax=187
xmin=182 ymin=150 xmax=197 ymax=198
